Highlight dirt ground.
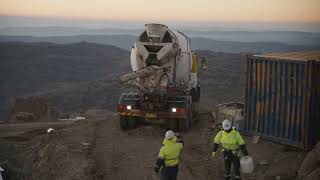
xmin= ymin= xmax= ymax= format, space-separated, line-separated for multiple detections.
xmin=0 ymin=109 xmax=307 ymax=180
xmin=92 ymin=111 xmax=306 ymax=180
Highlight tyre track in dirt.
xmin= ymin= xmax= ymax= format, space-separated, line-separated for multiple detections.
xmin=0 ymin=110 xmax=306 ymax=180
xmin=93 ymin=113 xmax=163 ymax=180
xmin=92 ymin=112 xmax=226 ymax=180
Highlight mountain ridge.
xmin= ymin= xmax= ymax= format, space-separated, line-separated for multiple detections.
xmin=1 ymin=34 xmax=319 ymax=53
xmin=0 ymin=41 xmax=246 ymax=120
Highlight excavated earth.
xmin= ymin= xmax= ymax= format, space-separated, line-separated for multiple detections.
xmin=0 ymin=109 xmax=308 ymax=180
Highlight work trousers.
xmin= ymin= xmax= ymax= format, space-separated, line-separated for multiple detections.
xmin=223 ymin=150 xmax=241 ymax=180
xmin=161 ymin=165 xmax=178 ymax=180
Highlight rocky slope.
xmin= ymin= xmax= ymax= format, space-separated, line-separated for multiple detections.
xmin=0 ymin=110 xmax=308 ymax=180
xmin=0 ymin=42 xmax=246 ymax=120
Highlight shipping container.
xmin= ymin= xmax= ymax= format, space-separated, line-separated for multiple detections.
xmin=244 ymin=51 xmax=320 ymax=150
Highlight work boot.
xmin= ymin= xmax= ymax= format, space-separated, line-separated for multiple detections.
xmin=224 ymin=174 xmax=231 ymax=180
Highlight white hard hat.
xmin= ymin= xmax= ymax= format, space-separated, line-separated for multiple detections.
xmin=222 ymin=119 xmax=232 ymax=130
xmin=47 ymin=128 xmax=55 ymax=133
xmin=165 ymin=130 xmax=175 ymax=140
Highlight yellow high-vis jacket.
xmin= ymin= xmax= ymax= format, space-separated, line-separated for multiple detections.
xmin=214 ymin=129 xmax=245 ymax=151
xmin=158 ymin=136 xmax=183 ymax=167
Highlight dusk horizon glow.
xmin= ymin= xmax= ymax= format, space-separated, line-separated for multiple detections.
xmin=1 ymin=0 xmax=320 ymax=23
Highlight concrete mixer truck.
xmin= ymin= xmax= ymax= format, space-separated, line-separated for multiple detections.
xmin=117 ymin=23 xmax=206 ymax=131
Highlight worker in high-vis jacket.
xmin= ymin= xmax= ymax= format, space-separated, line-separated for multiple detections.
xmin=212 ymin=119 xmax=249 ymax=180
xmin=154 ymin=130 xmax=184 ymax=180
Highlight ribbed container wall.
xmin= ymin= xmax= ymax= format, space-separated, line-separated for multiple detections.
xmin=244 ymin=55 xmax=320 ymax=150
xmin=310 ymin=61 xmax=320 ymax=149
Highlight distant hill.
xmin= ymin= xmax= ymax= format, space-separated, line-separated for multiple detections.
xmin=191 ymin=37 xmax=319 ymax=53
xmin=196 ymin=50 xmax=247 ymax=106
xmin=1 ymin=26 xmax=320 ymax=46
xmin=0 ymin=41 xmax=130 ymax=94
xmin=0 ymin=35 xmax=137 ymax=51
xmin=0 ymin=26 xmax=142 ymax=36
xmin=1 ymin=35 xmax=319 ymax=53
xmin=184 ymin=30 xmax=320 ymax=46
xmin=0 ymin=42 xmax=131 ymax=119
xmin=0 ymin=42 xmax=246 ymax=120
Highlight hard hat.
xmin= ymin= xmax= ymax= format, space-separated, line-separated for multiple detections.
xmin=165 ymin=130 xmax=175 ymax=140
xmin=222 ymin=119 xmax=232 ymax=130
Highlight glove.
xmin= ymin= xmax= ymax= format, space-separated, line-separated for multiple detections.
xmin=240 ymin=144 xmax=249 ymax=156
xmin=154 ymin=167 xmax=160 ymax=174
xmin=175 ymin=133 xmax=181 ymax=138
xmin=212 ymin=152 xmax=217 ymax=159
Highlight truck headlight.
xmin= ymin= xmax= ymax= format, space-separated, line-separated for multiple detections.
xmin=126 ymin=105 xmax=132 ymax=110
xmin=171 ymin=108 xmax=177 ymax=112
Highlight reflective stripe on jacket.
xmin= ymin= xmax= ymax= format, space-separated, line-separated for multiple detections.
xmin=213 ymin=129 xmax=245 ymax=151
xmin=158 ymin=136 xmax=183 ymax=167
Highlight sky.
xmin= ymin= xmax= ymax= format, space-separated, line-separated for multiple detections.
xmin=0 ymin=0 xmax=320 ymax=23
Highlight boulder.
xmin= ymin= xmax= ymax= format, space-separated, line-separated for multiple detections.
xmin=9 ymin=97 xmax=58 ymax=123
xmin=13 ymin=112 xmax=36 ymax=122
xmin=298 ymin=143 xmax=320 ymax=179
xmin=303 ymin=168 xmax=320 ymax=180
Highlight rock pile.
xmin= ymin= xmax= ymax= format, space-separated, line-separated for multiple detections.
xmin=10 ymin=97 xmax=59 ymax=123
xmin=298 ymin=143 xmax=320 ymax=180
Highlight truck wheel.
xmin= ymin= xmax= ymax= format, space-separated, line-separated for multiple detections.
xmin=120 ymin=116 xmax=137 ymax=130
xmin=178 ymin=118 xmax=189 ymax=132
xmin=196 ymin=86 xmax=200 ymax=102
xmin=120 ymin=115 xmax=128 ymax=129
xmin=128 ymin=117 xmax=138 ymax=129
xmin=192 ymin=102 xmax=199 ymax=119
xmin=188 ymin=104 xmax=193 ymax=127
xmin=179 ymin=104 xmax=192 ymax=131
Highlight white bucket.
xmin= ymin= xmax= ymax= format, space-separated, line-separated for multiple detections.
xmin=240 ymin=156 xmax=254 ymax=173
xmin=0 ymin=166 xmax=4 ymax=180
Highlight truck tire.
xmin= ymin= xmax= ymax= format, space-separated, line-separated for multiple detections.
xmin=120 ymin=116 xmax=137 ymax=130
xmin=188 ymin=102 xmax=193 ymax=127
xmin=120 ymin=115 xmax=128 ymax=129
xmin=192 ymin=102 xmax=199 ymax=118
xmin=127 ymin=117 xmax=138 ymax=129
xmin=120 ymin=115 xmax=129 ymax=129
xmin=196 ymin=86 xmax=200 ymax=102
xmin=175 ymin=95 xmax=191 ymax=132
xmin=179 ymin=105 xmax=192 ymax=131
xmin=178 ymin=118 xmax=189 ymax=132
